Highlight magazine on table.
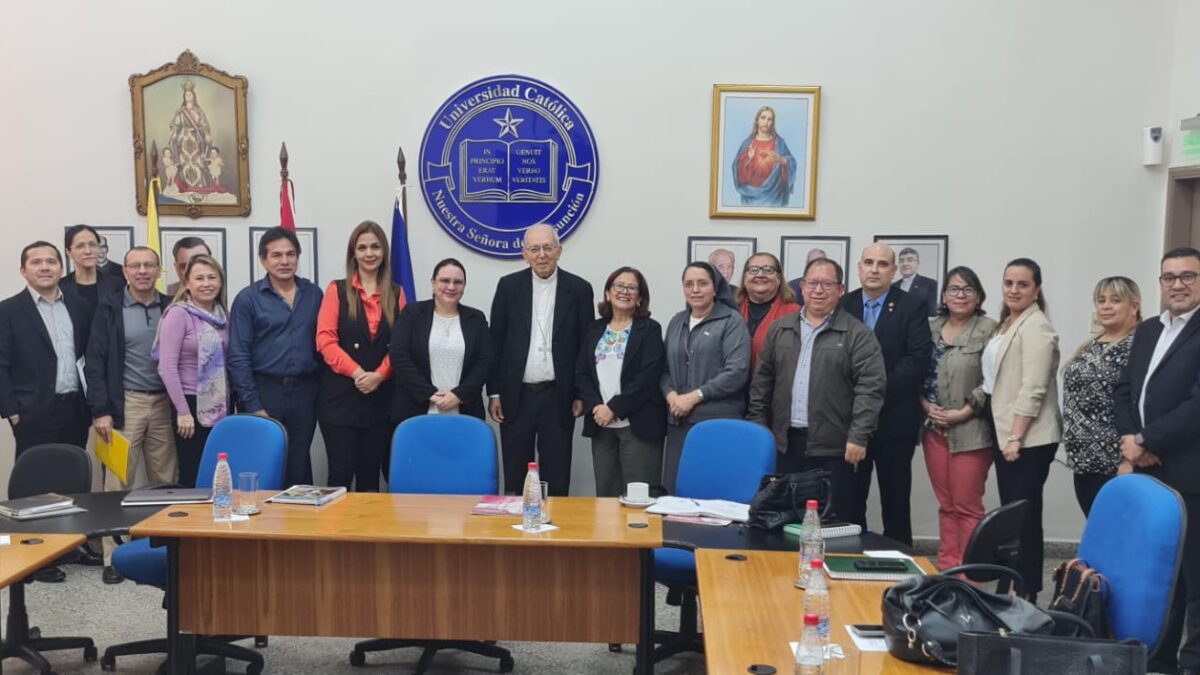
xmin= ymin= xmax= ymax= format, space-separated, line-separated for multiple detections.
xmin=265 ymin=485 xmax=347 ymax=506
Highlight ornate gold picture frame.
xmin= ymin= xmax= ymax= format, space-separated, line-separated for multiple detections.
xmin=130 ymin=50 xmax=250 ymax=219
xmin=710 ymin=84 xmax=820 ymax=220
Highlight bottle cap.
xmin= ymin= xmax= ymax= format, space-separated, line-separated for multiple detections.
xmin=804 ymin=613 xmax=819 ymax=625
xmin=811 ymin=559 xmax=824 ymax=570
xmin=528 ymin=462 xmax=538 ymax=470
xmin=806 ymin=499 xmax=818 ymax=510
xmin=217 ymin=452 xmax=228 ymax=461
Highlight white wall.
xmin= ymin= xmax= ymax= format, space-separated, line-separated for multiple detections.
xmin=0 ymin=0 xmax=1183 ymax=539
xmin=1168 ymin=0 xmax=1200 ymax=167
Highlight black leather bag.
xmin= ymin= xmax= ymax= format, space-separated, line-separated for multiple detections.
xmin=745 ymin=470 xmax=832 ymax=530
xmin=882 ymin=564 xmax=1055 ymax=667
xmin=1049 ymin=558 xmax=1111 ymax=638
xmin=956 ymin=631 xmax=1147 ymax=674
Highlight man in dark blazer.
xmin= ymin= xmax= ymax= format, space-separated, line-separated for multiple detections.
xmin=893 ymin=247 xmax=939 ymax=316
xmin=0 ymin=241 xmax=92 ymax=456
xmin=1114 ymin=247 xmax=1200 ymax=675
xmin=489 ymin=225 xmax=594 ymax=496
xmin=840 ymin=243 xmax=933 ymax=546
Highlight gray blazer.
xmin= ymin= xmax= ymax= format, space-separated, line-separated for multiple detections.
xmin=747 ymin=309 xmax=886 ymax=457
xmin=927 ymin=314 xmax=998 ymax=452
xmin=660 ymin=302 xmax=751 ymax=424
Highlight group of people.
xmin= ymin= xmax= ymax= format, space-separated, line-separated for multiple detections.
xmin=2 ymin=223 xmax=1198 ymax=672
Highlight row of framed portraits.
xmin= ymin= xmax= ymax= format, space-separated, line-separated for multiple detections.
xmin=688 ymin=234 xmax=949 ymax=312
xmin=65 ymin=225 xmax=319 ymax=289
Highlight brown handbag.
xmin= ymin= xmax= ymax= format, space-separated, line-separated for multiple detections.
xmin=1049 ymin=558 xmax=1112 ymax=638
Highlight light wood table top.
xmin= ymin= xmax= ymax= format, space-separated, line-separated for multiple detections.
xmin=0 ymin=532 xmax=85 ymax=588
xmin=131 ymin=493 xmax=662 ymax=548
xmin=696 ymin=548 xmax=941 ymax=674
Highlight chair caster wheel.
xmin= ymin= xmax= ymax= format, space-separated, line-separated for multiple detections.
xmin=255 ymin=636 xmax=269 ymax=648
xmin=349 ymin=650 xmax=366 ymax=667
xmin=101 ymin=654 xmax=117 ymax=671
xmin=500 ymin=655 xmax=515 ymax=672
xmin=84 ymin=645 xmax=99 ymax=661
xmin=29 ymin=626 xmax=41 ymax=640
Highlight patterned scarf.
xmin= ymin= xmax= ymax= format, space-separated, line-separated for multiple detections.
xmin=159 ymin=301 xmax=228 ymax=426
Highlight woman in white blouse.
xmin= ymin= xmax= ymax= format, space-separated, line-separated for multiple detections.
xmin=390 ymin=259 xmax=493 ymax=424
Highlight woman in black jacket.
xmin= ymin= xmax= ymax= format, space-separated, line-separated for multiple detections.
xmin=576 ymin=266 xmax=667 ymax=497
xmin=390 ymin=258 xmax=493 ymax=424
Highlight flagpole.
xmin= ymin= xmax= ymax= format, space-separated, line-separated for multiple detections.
xmin=396 ymin=145 xmax=407 ymax=226
xmin=280 ymin=141 xmax=289 ymax=184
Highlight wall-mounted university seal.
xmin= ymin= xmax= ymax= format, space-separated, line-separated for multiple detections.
xmin=419 ymin=74 xmax=599 ymax=259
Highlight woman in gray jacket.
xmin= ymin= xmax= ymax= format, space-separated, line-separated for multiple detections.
xmin=660 ymin=261 xmax=751 ymax=493
xmin=920 ymin=266 xmax=997 ymax=570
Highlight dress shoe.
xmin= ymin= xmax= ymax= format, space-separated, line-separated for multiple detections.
xmin=33 ymin=565 xmax=66 ymax=583
xmin=1177 ymin=668 xmax=1196 ymax=675
xmin=102 ymin=565 xmax=125 ymax=584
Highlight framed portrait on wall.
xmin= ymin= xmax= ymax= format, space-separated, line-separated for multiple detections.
xmin=64 ymin=225 xmax=135 ymax=276
xmin=250 ymin=227 xmax=319 ymax=286
xmin=159 ymin=227 xmax=227 ymax=292
xmin=687 ymin=236 xmax=757 ymax=288
xmin=130 ymin=50 xmax=251 ymax=219
xmin=873 ymin=234 xmax=949 ymax=317
xmin=710 ymin=84 xmax=821 ymax=220
xmin=780 ymin=235 xmax=850 ymax=301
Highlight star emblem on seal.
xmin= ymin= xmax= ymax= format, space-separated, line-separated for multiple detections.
xmin=492 ymin=108 xmax=525 ymax=138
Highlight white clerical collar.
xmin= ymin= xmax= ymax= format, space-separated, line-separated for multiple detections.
xmin=532 ymin=268 xmax=558 ymax=286
xmin=1160 ymin=305 xmax=1200 ymax=328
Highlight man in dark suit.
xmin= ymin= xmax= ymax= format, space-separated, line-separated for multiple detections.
xmin=0 ymin=241 xmax=92 ymax=456
xmin=893 ymin=247 xmax=938 ymax=316
xmin=840 ymin=243 xmax=933 ymax=546
xmin=1114 ymin=247 xmax=1200 ymax=675
xmin=489 ymin=224 xmax=594 ymax=496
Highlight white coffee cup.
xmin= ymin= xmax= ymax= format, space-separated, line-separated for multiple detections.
xmin=626 ymin=482 xmax=650 ymax=503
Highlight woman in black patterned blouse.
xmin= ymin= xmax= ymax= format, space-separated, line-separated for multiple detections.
xmin=1061 ymin=276 xmax=1141 ymax=515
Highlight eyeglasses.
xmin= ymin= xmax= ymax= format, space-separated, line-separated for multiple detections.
xmin=524 ymin=245 xmax=559 ymax=255
xmin=746 ymin=265 xmax=778 ymax=276
xmin=1159 ymin=272 xmax=1199 ymax=287
xmin=611 ymin=283 xmax=639 ymax=294
xmin=944 ymin=285 xmax=977 ymax=297
xmin=803 ymin=279 xmax=839 ymax=291
xmin=435 ymin=277 xmax=465 ymax=287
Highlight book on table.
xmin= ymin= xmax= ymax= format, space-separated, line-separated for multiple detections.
xmin=644 ymin=496 xmax=750 ymax=522
xmin=470 ymin=495 xmax=523 ymax=516
xmin=265 ymin=485 xmax=347 ymax=506
xmin=0 ymin=492 xmax=75 ymax=518
xmin=823 ymin=555 xmax=923 ymax=581
xmin=782 ymin=520 xmax=864 ymax=539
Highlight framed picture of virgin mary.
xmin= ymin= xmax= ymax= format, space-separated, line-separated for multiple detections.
xmin=130 ymin=50 xmax=250 ymax=219
xmin=709 ymin=85 xmax=821 ymax=220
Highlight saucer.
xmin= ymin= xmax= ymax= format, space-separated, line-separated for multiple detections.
xmin=619 ymin=495 xmax=657 ymax=508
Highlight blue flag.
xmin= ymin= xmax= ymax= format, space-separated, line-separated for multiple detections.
xmin=391 ymin=194 xmax=416 ymax=303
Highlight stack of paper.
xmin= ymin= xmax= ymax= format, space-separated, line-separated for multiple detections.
xmin=645 ymin=496 xmax=750 ymax=522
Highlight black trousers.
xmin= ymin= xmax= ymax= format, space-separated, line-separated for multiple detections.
xmin=173 ymin=395 xmax=212 ymax=488
xmin=848 ymin=440 xmax=917 ymax=546
xmin=11 ymin=392 xmax=89 ymax=457
xmin=254 ymin=376 xmax=319 ymax=487
xmin=1156 ymin=493 xmax=1200 ymax=670
xmin=1072 ymin=471 xmax=1113 ymax=517
xmin=779 ymin=428 xmax=857 ymax=524
xmin=320 ymin=420 xmax=390 ymax=492
xmin=992 ymin=443 xmax=1056 ymax=596
xmin=499 ymin=384 xmax=574 ymax=496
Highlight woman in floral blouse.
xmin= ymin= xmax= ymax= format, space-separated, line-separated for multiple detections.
xmin=1061 ymin=276 xmax=1141 ymax=515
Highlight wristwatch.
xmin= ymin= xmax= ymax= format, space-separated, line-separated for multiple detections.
xmin=695 ymin=389 xmax=704 ymax=400
xmin=1134 ymin=433 xmax=1145 ymax=446
xmin=1004 ymin=434 xmax=1022 ymax=444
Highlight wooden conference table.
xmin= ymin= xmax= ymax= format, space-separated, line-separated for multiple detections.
xmin=1 ymin=532 xmax=91 ymax=669
xmin=130 ymin=493 xmax=661 ymax=675
xmin=696 ymin=548 xmax=940 ymax=674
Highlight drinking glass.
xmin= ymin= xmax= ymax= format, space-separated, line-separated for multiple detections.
xmin=236 ymin=472 xmax=259 ymax=515
xmin=539 ymin=481 xmax=551 ymax=525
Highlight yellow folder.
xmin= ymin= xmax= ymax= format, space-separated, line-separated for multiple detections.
xmin=95 ymin=429 xmax=130 ymax=484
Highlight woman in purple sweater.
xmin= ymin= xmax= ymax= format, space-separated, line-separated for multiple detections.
xmin=156 ymin=255 xmax=230 ymax=487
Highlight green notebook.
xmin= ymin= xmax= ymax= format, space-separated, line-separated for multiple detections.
xmin=822 ymin=555 xmax=923 ymax=581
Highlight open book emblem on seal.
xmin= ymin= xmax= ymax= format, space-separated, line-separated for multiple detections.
xmin=420 ymin=74 xmax=600 ymax=259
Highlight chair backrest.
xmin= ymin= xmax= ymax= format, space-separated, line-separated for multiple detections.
xmin=8 ymin=443 xmax=92 ymax=499
xmin=961 ymin=500 xmax=1028 ymax=589
xmin=194 ymin=414 xmax=288 ymax=490
xmin=1077 ymin=474 xmax=1185 ymax=651
xmin=388 ymin=415 xmax=498 ymax=495
xmin=675 ymin=419 xmax=775 ymax=502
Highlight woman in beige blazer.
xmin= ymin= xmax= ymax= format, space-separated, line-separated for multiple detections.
xmin=982 ymin=257 xmax=1061 ymax=600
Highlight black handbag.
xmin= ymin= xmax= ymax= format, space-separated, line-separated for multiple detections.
xmin=745 ymin=470 xmax=832 ymax=531
xmin=956 ymin=630 xmax=1146 ymax=674
xmin=1049 ymin=558 xmax=1112 ymax=638
xmin=882 ymin=564 xmax=1056 ymax=667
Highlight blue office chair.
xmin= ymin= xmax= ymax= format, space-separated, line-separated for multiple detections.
xmin=1076 ymin=474 xmax=1185 ymax=658
xmin=101 ymin=414 xmax=287 ymax=674
xmin=653 ymin=419 xmax=776 ymax=664
xmin=350 ymin=415 xmax=514 ymax=673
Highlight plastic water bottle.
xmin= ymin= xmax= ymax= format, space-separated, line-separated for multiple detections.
xmin=802 ymin=559 xmax=830 ymax=645
xmin=795 ymin=612 xmax=825 ymax=674
xmin=212 ymin=452 xmax=233 ymax=522
xmin=798 ymin=499 xmax=824 ymax=588
xmin=521 ymin=462 xmax=542 ymax=531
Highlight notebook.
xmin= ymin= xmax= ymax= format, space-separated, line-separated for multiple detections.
xmin=823 ymin=555 xmax=923 ymax=581
xmin=782 ymin=520 xmax=863 ymax=539
xmin=0 ymin=492 xmax=75 ymax=518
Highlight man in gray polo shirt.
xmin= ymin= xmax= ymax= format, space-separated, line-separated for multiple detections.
xmin=84 ymin=246 xmax=175 ymax=583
